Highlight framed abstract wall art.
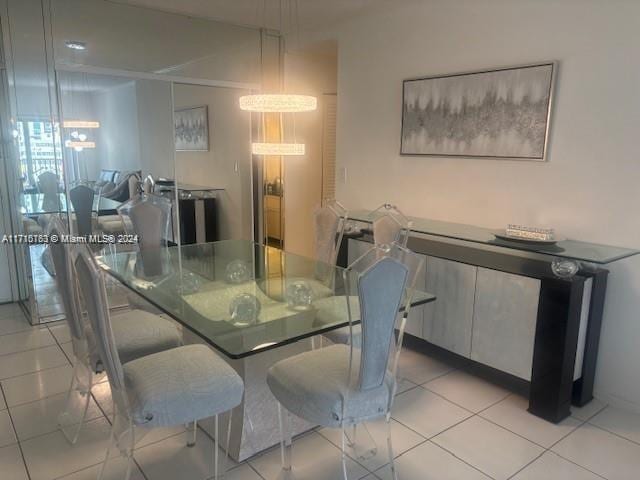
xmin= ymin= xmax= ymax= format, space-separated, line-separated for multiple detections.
xmin=174 ymin=105 xmax=209 ymax=151
xmin=401 ymin=62 xmax=556 ymax=160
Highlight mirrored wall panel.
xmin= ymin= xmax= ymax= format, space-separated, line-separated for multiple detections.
xmin=1 ymin=0 xmax=264 ymax=323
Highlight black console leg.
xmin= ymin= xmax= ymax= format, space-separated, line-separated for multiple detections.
xmin=529 ymin=277 xmax=585 ymax=423
xmin=572 ymin=270 xmax=609 ymax=406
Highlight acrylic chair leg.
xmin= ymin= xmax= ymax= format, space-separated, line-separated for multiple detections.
xmin=277 ymin=403 xmax=295 ymax=479
xmin=347 ymin=425 xmax=357 ymax=447
xmin=98 ymin=411 xmax=135 ymax=480
xmin=340 ymin=424 xmax=350 ymax=480
xmin=221 ymin=409 xmax=234 ymax=478
xmin=58 ymin=361 xmax=93 ymax=445
xmin=187 ymin=420 xmax=197 ymax=447
xmin=344 ymin=423 xmax=377 ymax=461
xmin=385 ymin=414 xmax=398 ymax=480
xmin=122 ymin=424 xmax=136 ymax=480
xmin=97 ymin=426 xmax=115 ymax=480
xmin=213 ymin=415 xmax=219 ymax=480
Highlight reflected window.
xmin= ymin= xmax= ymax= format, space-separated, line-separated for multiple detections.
xmin=17 ymin=119 xmax=64 ymax=191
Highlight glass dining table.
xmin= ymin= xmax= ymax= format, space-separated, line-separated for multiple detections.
xmin=96 ymin=239 xmax=435 ymax=461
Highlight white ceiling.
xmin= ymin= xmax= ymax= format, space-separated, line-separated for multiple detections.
xmin=109 ymin=0 xmax=390 ymax=31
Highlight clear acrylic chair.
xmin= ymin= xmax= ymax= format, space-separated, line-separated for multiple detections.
xmin=323 ymin=203 xmax=412 ymax=344
xmin=314 ymin=199 xmax=348 ymax=267
xmin=47 ymin=215 xmax=95 ymax=444
xmin=369 ymin=203 xmax=411 ymax=248
xmin=69 ymin=184 xmax=96 ymax=239
xmin=117 ymin=193 xmax=173 ymax=280
xmin=142 ymin=174 xmax=155 ymax=194
xmin=267 ymin=242 xmax=424 ymax=480
xmin=37 ymin=171 xmax=62 ymax=227
xmin=71 ymin=243 xmax=244 ymax=480
xmin=47 ymin=216 xmax=183 ymax=445
xmin=312 ymin=200 xmax=348 ymax=347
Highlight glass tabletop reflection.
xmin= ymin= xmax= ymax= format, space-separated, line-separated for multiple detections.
xmin=96 ymin=240 xmax=435 ymax=359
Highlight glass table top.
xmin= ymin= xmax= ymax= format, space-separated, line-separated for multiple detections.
xmin=348 ymin=210 xmax=640 ymax=265
xmin=21 ymin=193 xmax=122 ymax=216
xmin=97 ymin=240 xmax=435 ymax=359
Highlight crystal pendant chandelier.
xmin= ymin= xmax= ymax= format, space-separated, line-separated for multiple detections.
xmin=244 ymin=0 xmax=315 ymax=156
xmin=251 ymin=142 xmax=305 ymax=156
xmin=239 ymin=94 xmax=316 ymax=113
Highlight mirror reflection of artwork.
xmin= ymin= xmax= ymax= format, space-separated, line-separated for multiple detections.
xmin=401 ymin=63 xmax=555 ymax=160
xmin=174 ymin=106 xmax=209 ymax=151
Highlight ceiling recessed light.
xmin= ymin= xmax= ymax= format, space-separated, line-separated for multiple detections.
xmin=65 ymin=40 xmax=86 ymax=51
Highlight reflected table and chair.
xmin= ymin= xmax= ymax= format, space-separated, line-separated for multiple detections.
xmin=21 ymin=192 xmax=123 ymax=217
xmin=96 ymin=239 xmax=435 ymax=461
xmin=19 ymin=192 xmax=126 ymax=322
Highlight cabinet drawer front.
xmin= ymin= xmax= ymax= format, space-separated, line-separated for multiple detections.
xmin=471 ymin=268 xmax=540 ymax=380
xmin=424 ymin=256 xmax=476 ymax=356
xmin=404 ymin=252 xmax=427 ymax=338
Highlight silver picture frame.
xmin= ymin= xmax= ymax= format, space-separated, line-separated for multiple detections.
xmin=174 ymin=105 xmax=209 ymax=152
xmin=400 ymin=62 xmax=557 ymax=161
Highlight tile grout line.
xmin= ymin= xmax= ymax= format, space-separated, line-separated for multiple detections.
xmin=477 ymin=408 xmax=582 ymax=451
xmin=367 ymin=438 xmax=430 ymax=478
xmin=0 ymin=346 xmax=70 ymax=382
xmin=244 ymin=461 xmax=268 ymax=480
xmin=504 ymin=449 xmax=546 ymax=480
xmin=541 ymin=415 xmax=613 ymax=480
xmin=420 ymin=380 xmax=511 ymax=415
xmin=375 ymin=376 xmax=517 ymax=479
xmin=394 ymin=408 xmax=496 ymax=478
xmin=584 ymin=418 xmax=640 ymax=448
xmin=1 ymin=315 xmax=622 ymax=480
xmin=46 ymin=323 xmax=75 ymax=364
xmin=0 ymin=383 xmax=32 ymax=480
xmin=424 ymin=438 xmax=498 ymax=480
xmin=416 ymin=391 xmax=547 ymax=480
xmin=504 ymin=411 xmax=612 ymax=480
xmin=409 ymin=363 xmax=457 ymax=386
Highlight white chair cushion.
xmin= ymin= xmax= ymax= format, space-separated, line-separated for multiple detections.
xmin=124 ymin=344 xmax=244 ymax=427
xmin=267 ymin=344 xmax=392 ymax=428
xmin=86 ymin=309 xmax=182 ymax=369
xmin=113 ymin=310 xmax=182 ymax=364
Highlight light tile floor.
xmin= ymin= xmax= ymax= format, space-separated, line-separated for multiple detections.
xmin=2 ymin=302 xmax=640 ymax=479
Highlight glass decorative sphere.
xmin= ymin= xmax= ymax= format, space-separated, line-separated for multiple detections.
xmin=379 ymin=243 xmax=392 ymax=253
xmin=551 ymin=258 xmax=580 ymax=278
xmin=285 ymin=281 xmax=314 ymax=310
xmin=176 ymin=271 xmax=201 ymax=295
xmin=225 ymin=259 xmax=251 ymax=284
xmin=229 ymin=293 xmax=261 ymax=326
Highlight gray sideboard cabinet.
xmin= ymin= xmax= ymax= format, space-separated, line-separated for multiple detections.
xmin=343 ymin=236 xmax=603 ymax=424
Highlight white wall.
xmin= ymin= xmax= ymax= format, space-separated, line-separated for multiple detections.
xmin=93 ymin=81 xmax=140 ymax=179
xmin=135 ymin=80 xmax=174 ymax=179
xmin=333 ymin=0 xmax=640 ymax=412
xmin=173 ymin=84 xmax=253 ymax=241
